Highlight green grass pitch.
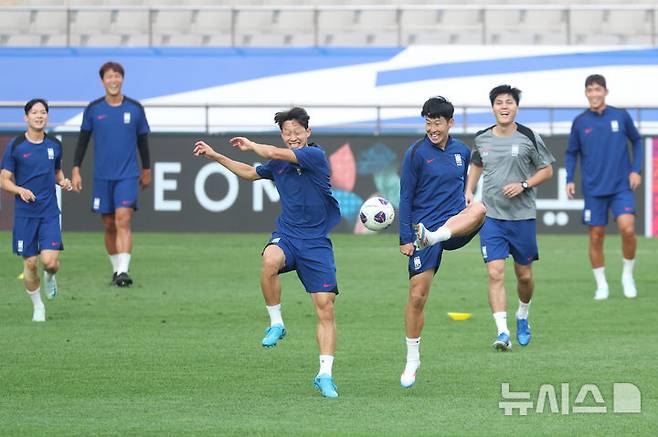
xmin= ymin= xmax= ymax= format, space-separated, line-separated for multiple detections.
xmin=1 ymin=232 xmax=656 ymax=436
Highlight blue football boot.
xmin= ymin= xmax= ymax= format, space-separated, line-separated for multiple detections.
xmin=516 ymin=318 xmax=531 ymax=346
xmin=262 ymin=324 xmax=286 ymax=348
xmin=492 ymin=332 xmax=512 ymax=351
xmin=314 ymin=374 xmax=338 ymax=398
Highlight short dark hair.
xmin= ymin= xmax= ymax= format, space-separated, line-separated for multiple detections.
xmin=274 ymin=107 xmax=310 ymax=130
xmin=585 ymin=74 xmax=606 ymax=89
xmin=24 ymin=98 xmax=49 ymax=114
xmin=421 ymin=96 xmax=454 ymax=120
xmin=99 ymin=61 xmax=125 ymax=79
xmin=489 ymin=85 xmax=521 ymax=106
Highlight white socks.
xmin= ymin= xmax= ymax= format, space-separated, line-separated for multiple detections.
xmin=427 ymin=226 xmax=452 ymax=245
xmin=594 ymin=261 xmax=635 ymax=284
xmin=493 ymin=312 xmax=509 ymax=335
xmin=404 ymin=337 xmax=421 ymax=374
xmin=516 ymin=300 xmax=530 ymax=320
xmin=110 ymin=253 xmax=132 ymax=274
xmin=266 ymin=304 xmax=284 ymax=327
xmin=319 ymin=355 xmax=334 ymax=376
xmin=622 ymin=258 xmax=635 ymax=280
xmin=592 ymin=267 xmax=608 ymax=290
xmin=109 ymin=254 xmax=120 ymax=273
xmin=27 ymin=287 xmax=44 ymax=308
xmin=117 ymin=253 xmax=131 ymax=274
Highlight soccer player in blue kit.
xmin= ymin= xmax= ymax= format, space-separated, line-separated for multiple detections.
xmin=566 ymin=74 xmax=642 ymax=300
xmin=399 ymin=97 xmax=486 ymax=388
xmin=193 ymin=107 xmax=341 ymax=398
xmin=71 ymin=62 xmax=151 ymax=287
xmin=1 ymin=99 xmax=73 ymax=321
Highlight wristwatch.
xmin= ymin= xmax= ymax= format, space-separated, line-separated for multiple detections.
xmin=521 ymin=180 xmax=530 ymax=190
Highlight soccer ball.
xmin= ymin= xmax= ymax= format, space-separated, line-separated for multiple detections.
xmin=359 ymin=197 xmax=395 ymax=231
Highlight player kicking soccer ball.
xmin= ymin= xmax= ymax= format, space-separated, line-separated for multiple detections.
xmin=399 ymin=97 xmax=486 ymax=388
xmin=194 ymin=107 xmax=341 ymax=398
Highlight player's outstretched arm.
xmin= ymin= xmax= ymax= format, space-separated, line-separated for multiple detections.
xmin=229 ymin=137 xmax=298 ymax=163
xmin=0 ymin=169 xmax=36 ymax=202
xmin=193 ymin=141 xmax=260 ymax=181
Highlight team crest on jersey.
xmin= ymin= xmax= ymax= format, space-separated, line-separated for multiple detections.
xmin=610 ymin=120 xmax=619 ymax=132
xmin=47 ymin=148 xmax=54 ymax=160
xmin=511 ymin=144 xmax=519 ymax=156
xmin=123 ymin=112 xmax=131 ymax=124
xmin=413 ymin=256 xmax=421 ymax=270
xmin=480 ymin=146 xmax=490 ymax=157
xmin=454 ymin=154 xmax=463 ymax=166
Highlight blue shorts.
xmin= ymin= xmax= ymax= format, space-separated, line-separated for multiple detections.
xmin=408 ymin=227 xmax=480 ymax=277
xmin=92 ymin=177 xmax=139 ymax=214
xmin=13 ymin=215 xmax=64 ymax=257
xmin=583 ymin=190 xmax=635 ymax=226
xmin=263 ymin=232 xmax=338 ymax=294
xmin=479 ymin=217 xmax=538 ymax=265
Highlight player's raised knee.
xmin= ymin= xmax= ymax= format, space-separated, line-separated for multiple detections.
xmin=261 ymin=250 xmax=284 ymax=275
xmin=472 ymin=201 xmax=487 ymax=221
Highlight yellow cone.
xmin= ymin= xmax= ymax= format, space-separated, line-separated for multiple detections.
xmin=17 ymin=272 xmax=24 ymax=280
xmin=447 ymin=312 xmax=472 ymax=321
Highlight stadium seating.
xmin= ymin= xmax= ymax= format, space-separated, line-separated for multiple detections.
xmin=0 ymin=2 xmax=656 ymax=47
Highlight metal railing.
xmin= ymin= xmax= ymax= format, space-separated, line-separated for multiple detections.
xmin=0 ymin=4 xmax=656 ymax=47
xmin=2 ymin=101 xmax=658 ymax=135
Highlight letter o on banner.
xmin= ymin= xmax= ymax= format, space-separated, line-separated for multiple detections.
xmin=194 ymin=163 xmax=239 ymax=212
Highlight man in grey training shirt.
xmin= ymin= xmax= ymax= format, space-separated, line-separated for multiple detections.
xmin=466 ymin=85 xmax=554 ymax=351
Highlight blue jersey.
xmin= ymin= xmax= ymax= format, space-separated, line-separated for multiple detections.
xmin=1 ymin=134 xmax=62 ymax=218
xmin=255 ymin=143 xmax=340 ymax=240
xmin=399 ymin=135 xmax=470 ymax=245
xmin=80 ymin=96 xmax=150 ymax=180
xmin=566 ymin=106 xmax=642 ymax=196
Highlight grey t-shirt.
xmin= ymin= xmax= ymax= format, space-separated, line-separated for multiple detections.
xmin=471 ymin=124 xmax=555 ymax=220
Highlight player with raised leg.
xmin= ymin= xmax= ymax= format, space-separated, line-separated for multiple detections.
xmin=193 ymin=107 xmax=341 ymax=398
xmin=399 ymin=96 xmax=486 ymax=388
